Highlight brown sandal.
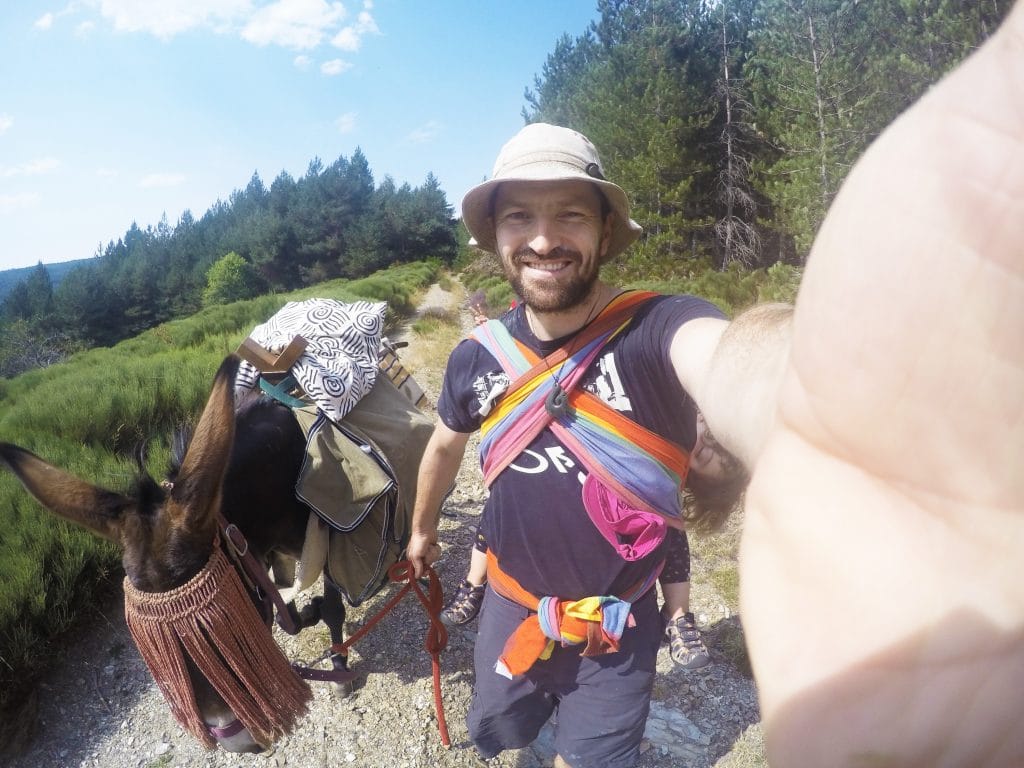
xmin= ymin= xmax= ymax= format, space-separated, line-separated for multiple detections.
xmin=664 ymin=612 xmax=710 ymax=669
xmin=440 ymin=581 xmax=485 ymax=627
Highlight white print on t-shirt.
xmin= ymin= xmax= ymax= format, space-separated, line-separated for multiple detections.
xmin=478 ymin=350 xmax=634 ymax=480
xmin=472 ymin=372 xmax=511 ymax=418
xmin=582 ymin=351 xmax=632 ymax=413
xmin=508 ymin=448 xmax=589 ymax=484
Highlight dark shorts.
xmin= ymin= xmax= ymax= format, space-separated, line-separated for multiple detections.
xmin=467 ymin=585 xmax=661 ymax=768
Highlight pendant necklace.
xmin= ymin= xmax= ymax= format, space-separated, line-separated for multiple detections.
xmin=526 ymin=291 xmax=608 ymax=420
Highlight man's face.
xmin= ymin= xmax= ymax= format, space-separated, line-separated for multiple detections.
xmin=492 ymin=180 xmax=612 ymax=313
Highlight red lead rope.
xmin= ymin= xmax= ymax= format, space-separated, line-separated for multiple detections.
xmin=330 ymin=560 xmax=451 ymax=747
xmin=218 ymin=514 xmax=451 ymax=746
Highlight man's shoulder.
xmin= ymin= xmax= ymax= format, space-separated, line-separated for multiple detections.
xmin=621 ymin=293 xmax=726 ymax=341
xmin=638 ymin=292 xmax=726 ymax=321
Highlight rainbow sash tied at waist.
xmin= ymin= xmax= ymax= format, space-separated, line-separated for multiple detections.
xmin=471 ymin=291 xmax=690 ymax=561
xmin=486 ymin=550 xmax=663 ymax=678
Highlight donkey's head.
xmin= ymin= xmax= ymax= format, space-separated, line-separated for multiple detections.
xmin=1 ymin=356 xmax=309 ymax=752
xmin=0 ymin=356 xmax=237 ymax=592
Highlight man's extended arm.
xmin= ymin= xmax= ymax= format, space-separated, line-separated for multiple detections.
xmin=406 ymin=420 xmax=470 ymax=578
xmin=705 ymin=3 xmax=1024 ymax=765
xmin=669 ymin=304 xmax=793 ymax=471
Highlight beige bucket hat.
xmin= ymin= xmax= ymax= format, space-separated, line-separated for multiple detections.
xmin=461 ymin=123 xmax=643 ymax=263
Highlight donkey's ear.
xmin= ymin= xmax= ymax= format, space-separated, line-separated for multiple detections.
xmin=0 ymin=443 xmax=133 ymax=543
xmin=171 ymin=356 xmax=239 ymax=529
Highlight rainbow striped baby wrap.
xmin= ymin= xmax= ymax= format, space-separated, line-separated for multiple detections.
xmin=470 ymin=291 xmax=691 ymax=675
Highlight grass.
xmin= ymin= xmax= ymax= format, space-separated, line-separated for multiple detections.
xmin=710 ymin=565 xmax=741 ymax=609
xmin=715 ymin=725 xmax=768 ymax=768
xmin=412 ymin=308 xmax=459 ymax=336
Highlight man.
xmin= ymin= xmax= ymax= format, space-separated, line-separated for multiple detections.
xmin=410 ymin=3 xmax=1023 ymax=763
xmin=407 ymin=120 xmax=780 ymax=768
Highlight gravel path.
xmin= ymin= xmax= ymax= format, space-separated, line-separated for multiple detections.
xmin=6 ymin=284 xmax=762 ymax=768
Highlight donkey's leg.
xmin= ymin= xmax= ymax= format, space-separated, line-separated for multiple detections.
xmin=321 ymin=581 xmax=353 ymax=698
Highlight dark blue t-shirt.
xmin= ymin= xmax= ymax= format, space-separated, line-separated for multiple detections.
xmin=438 ymin=293 xmax=725 ymax=599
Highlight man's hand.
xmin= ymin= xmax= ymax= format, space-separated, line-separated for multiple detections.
xmin=406 ymin=530 xmax=441 ymax=579
xmin=742 ymin=4 xmax=1024 ymax=765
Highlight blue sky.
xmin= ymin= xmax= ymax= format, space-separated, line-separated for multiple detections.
xmin=0 ymin=1 xmax=600 ymax=271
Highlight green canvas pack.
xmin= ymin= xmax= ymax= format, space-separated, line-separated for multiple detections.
xmin=293 ymin=374 xmax=433 ymax=605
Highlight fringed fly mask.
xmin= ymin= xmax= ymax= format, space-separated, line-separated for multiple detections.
xmin=123 ymin=538 xmax=312 ymax=748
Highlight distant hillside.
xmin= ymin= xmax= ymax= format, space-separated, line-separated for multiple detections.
xmin=0 ymin=258 xmax=93 ymax=302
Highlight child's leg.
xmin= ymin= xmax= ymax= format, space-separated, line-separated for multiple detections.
xmin=441 ymin=528 xmax=489 ymax=626
xmin=659 ymin=528 xmax=710 ymax=669
xmin=466 ymin=543 xmax=488 ymax=586
xmin=659 ymin=527 xmax=691 ymax=619
xmin=660 ymin=579 xmax=691 ymax=621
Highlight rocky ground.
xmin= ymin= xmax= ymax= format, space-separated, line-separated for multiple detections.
xmin=5 ymin=283 xmax=764 ymax=768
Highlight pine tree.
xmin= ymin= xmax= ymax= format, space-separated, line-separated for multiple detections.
xmin=749 ymin=0 xmax=874 ymax=256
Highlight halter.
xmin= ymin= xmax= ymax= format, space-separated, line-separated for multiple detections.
xmin=123 ymin=534 xmax=311 ymax=749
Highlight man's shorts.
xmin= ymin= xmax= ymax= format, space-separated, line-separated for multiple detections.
xmin=467 ymin=584 xmax=662 ymax=768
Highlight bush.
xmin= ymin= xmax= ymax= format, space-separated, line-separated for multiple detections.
xmin=201 ymin=252 xmax=265 ymax=307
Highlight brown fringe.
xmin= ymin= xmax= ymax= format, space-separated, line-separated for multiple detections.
xmin=123 ymin=541 xmax=311 ymax=749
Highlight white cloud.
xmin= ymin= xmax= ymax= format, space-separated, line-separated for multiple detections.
xmin=320 ymin=58 xmax=352 ymax=76
xmin=32 ymin=3 xmax=89 ymax=32
xmin=139 ymin=172 xmax=186 ymax=188
xmin=405 ymin=121 xmax=441 ymax=145
xmin=331 ymin=27 xmax=359 ymax=51
xmin=241 ymin=0 xmax=346 ymax=50
xmin=68 ymin=0 xmax=378 ymax=57
xmin=356 ymin=9 xmax=378 ymax=34
xmin=98 ymin=0 xmax=251 ymax=40
xmin=330 ymin=4 xmax=378 ymax=51
xmin=0 ymin=193 xmax=41 ymax=212
xmin=1 ymin=157 xmax=60 ymax=178
xmin=96 ymin=167 xmax=119 ymax=178
xmin=75 ymin=20 xmax=96 ymax=37
xmin=0 ymin=115 xmax=13 ymax=136
xmin=334 ymin=112 xmax=356 ymax=133
xmin=293 ymin=54 xmax=312 ymax=69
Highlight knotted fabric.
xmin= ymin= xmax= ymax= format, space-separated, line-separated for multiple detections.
xmin=486 ymin=550 xmax=662 ymax=677
xmin=471 ymin=291 xmax=690 ymax=560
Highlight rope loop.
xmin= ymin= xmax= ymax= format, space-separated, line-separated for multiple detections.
xmin=332 ymin=560 xmax=451 ymax=747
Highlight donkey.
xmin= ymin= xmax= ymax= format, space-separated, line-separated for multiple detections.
xmin=0 ymin=356 xmax=352 ymax=753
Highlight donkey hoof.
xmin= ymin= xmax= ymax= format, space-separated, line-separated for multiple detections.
xmin=331 ymin=679 xmax=356 ymax=700
xmin=297 ymin=596 xmax=323 ymax=628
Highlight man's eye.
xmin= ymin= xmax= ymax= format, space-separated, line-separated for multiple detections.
xmin=504 ymin=211 xmax=529 ymax=222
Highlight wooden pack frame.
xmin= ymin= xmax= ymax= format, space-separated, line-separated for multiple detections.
xmin=236 ymin=335 xmax=308 ymax=375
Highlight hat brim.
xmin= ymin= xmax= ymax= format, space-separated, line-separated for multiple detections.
xmin=462 ymin=175 xmax=642 ymax=264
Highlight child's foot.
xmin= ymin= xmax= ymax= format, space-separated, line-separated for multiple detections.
xmin=664 ymin=611 xmax=711 ymax=669
xmin=440 ymin=580 xmax=486 ymax=627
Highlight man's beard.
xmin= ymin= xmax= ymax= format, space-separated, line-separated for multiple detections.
xmin=504 ymin=246 xmax=599 ymax=313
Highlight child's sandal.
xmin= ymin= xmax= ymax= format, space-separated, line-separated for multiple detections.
xmin=440 ymin=581 xmax=486 ymax=627
xmin=664 ymin=612 xmax=711 ymax=670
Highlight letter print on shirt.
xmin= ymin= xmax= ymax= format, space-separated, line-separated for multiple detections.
xmin=508 ymin=446 xmax=577 ymax=475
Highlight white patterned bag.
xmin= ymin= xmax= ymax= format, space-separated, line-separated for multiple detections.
xmin=234 ymin=299 xmax=386 ymax=424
